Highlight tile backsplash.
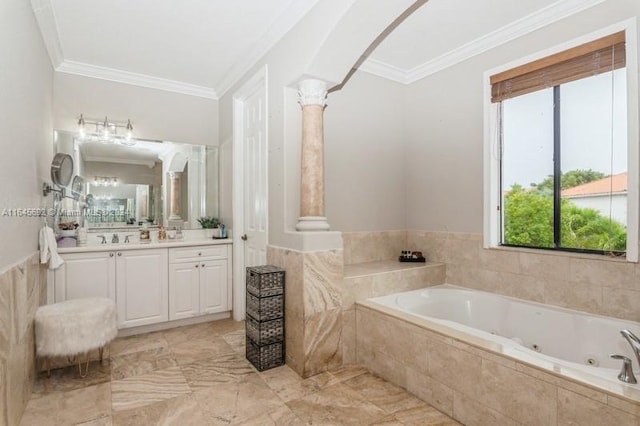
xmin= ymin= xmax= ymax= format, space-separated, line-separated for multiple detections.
xmin=407 ymin=230 xmax=640 ymax=322
xmin=0 ymin=253 xmax=46 ymax=426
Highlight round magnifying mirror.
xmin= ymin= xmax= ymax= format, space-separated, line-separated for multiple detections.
xmin=50 ymin=153 xmax=74 ymax=187
xmin=70 ymin=175 xmax=85 ymax=201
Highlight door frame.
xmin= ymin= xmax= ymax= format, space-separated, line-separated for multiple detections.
xmin=232 ymin=65 xmax=268 ymax=321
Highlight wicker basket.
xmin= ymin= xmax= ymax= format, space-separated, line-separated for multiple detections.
xmin=246 ymin=266 xmax=285 ymax=297
xmin=246 ymin=337 xmax=284 ymax=371
xmin=246 ymin=316 xmax=284 ymax=345
xmin=246 ymin=292 xmax=283 ymax=321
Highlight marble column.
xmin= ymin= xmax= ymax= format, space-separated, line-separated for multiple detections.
xmin=296 ymin=79 xmax=331 ymax=232
xmin=168 ymin=172 xmax=183 ymax=221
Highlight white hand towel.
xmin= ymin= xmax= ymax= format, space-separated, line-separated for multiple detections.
xmin=39 ymin=226 xmax=64 ymax=270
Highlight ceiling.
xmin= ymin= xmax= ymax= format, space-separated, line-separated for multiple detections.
xmin=33 ymin=0 xmax=605 ymax=97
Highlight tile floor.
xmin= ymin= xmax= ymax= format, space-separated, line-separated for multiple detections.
xmin=20 ymin=319 xmax=459 ymax=425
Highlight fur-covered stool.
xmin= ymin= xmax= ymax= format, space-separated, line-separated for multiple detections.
xmin=35 ymin=297 xmax=117 ymax=377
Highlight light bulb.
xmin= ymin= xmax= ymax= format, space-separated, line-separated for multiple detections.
xmin=78 ymin=114 xmax=86 ymax=139
xmin=102 ymin=117 xmax=110 ymax=139
xmin=125 ymin=119 xmax=133 ymax=141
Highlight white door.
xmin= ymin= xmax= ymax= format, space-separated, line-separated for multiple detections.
xmin=243 ymin=82 xmax=268 ymax=267
xmin=233 ymin=66 xmax=268 ymax=320
xmin=199 ymin=259 xmax=228 ymax=314
xmin=116 ymin=248 xmax=168 ymax=328
xmin=54 ymin=252 xmax=116 ymax=302
xmin=169 ymin=262 xmax=200 ymax=320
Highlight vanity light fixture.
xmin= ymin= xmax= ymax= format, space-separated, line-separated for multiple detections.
xmin=76 ymin=114 xmax=136 ymax=146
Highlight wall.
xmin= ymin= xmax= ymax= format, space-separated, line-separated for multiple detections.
xmin=0 ymin=1 xmax=53 ymax=424
xmin=404 ymin=0 xmax=640 ymax=232
xmin=0 ymin=0 xmax=54 ymax=269
xmin=218 ymin=0 xmax=415 ymax=248
xmin=396 ymin=1 xmax=640 ymax=319
xmin=53 ymin=73 xmax=219 ymax=146
xmin=324 ymin=72 xmax=407 ymax=232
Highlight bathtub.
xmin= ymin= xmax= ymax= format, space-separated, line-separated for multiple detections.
xmin=365 ymin=284 xmax=640 ymax=392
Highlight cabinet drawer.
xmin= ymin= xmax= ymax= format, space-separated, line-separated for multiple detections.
xmin=169 ymin=245 xmax=228 ymax=262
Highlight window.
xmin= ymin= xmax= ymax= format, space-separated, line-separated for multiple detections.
xmin=484 ymin=25 xmax=638 ymax=260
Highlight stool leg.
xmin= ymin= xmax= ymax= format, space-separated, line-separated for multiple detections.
xmin=78 ymin=353 xmax=90 ymax=378
xmin=99 ymin=346 xmax=104 ymax=364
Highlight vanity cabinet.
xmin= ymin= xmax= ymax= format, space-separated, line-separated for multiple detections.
xmin=116 ymin=249 xmax=169 ymax=328
xmin=53 ymin=252 xmax=116 ymax=302
xmin=52 ymin=242 xmax=232 ymax=331
xmin=168 ymin=245 xmax=230 ymax=320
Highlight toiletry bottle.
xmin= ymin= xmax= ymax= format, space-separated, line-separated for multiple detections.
xmin=158 ymin=225 xmax=166 ymax=241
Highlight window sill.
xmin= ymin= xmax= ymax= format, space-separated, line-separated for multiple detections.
xmin=485 ymin=244 xmax=633 ymax=264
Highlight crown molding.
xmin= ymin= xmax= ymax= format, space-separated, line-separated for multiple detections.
xmin=360 ymin=0 xmax=607 ymax=85
xmin=357 ymin=59 xmax=409 ymax=84
xmin=215 ymin=0 xmax=320 ymax=98
xmin=30 ymin=0 xmax=63 ymax=67
xmin=56 ymin=61 xmax=218 ymax=100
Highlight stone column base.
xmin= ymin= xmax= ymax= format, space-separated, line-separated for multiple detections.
xmin=296 ymin=216 xmax=330 ymax=231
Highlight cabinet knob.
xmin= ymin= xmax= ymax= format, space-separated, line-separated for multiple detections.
xmin=195 ymin=264 xmax=199 ymax=268
xmin=117 ymin=252 xmax=122 ymax=256
xmin=241 ymin=234 xmax=248 ymax=241
xmin=202 ymin=264 xmax=205 ymax=268
xmin=198 ymin=252 xmax=202 ymax=256
xmin=109 ymin=253 xmax=114 ymax=257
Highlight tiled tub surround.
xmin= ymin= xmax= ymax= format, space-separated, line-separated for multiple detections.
xmin=342 ymin=261 xmax=445 ymax=364
xmin=0 ymin=253 xmax=47 ymax=426
xmin=407 ymin=230 xmax=640 ymax=322
xmin=344 ymin=230 xmax=640 ymax=322
xmin=267 ymin=246 xmax=344 ymax=378
xmin=356 ymin=301 xmax=640 ymax=426
xmin=342 ymin=230 xmax=407 ymax=265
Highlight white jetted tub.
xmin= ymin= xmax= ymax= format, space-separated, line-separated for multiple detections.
xmin=367 ymin=285 xmax=640 ymax=384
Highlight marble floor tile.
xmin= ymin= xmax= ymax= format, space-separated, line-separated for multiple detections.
xmin=181 ymin=351 xmax=255 ymax=389
xmin=193 ymin=373 xmax=284 ymax=425
xmin=21 ymin=383 xmax=111 ymax=426
xmin=19 ymin=320 xmax=459 ymax=426
xmin=110 ymin=346 xmax=177 ymax=381
xmin=260 ymin=364 xmax=338 ymax=402
xmin=329 ymin=364 xmax=369 ymax=383
xmin=393 ymin=404 xmax=462 ymax=426
xmin=169 ymin=334 xmax=236 ymax=366
xmin=234 ymin=404 xmax=306 ymax=426
xmin=343 ymin=372 xmax=425 ymax=415
xmin=110 ymin=366 xmax=191 ymax=412
xmin=286 ymin=382 xmax=387 ymax=426
xmin=162 ymin=321 xmax=222 ymax=346
xmin=76 ymin=416 xmax=113 ymax=426
xmin=210 ymin=318 xmax=245 ymax=334
xmin=222 ymin=329 xmax=247 ymax=353
xmin=110 ymin=331 xmax=169 ymax=357
xmin=33 ymin=359 xmax=111 ymax=394
xmin=112 ymin=394 xmax=209 ymax=426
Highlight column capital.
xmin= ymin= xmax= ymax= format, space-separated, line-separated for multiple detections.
xmin=298 ymin=79 xmax=328 ymax=108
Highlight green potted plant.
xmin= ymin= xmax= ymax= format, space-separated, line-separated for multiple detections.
xmin=198 ymin=216 xmax=221 ymax=238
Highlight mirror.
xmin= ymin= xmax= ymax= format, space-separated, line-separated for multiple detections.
xmin=51 ymin=153 xmax=74 ymax=186
xmin=52 ymin=130 xmax=219 ymax=231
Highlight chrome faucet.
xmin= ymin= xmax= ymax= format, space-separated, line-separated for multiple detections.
xmin=620 ymin=329 xmax=640 ymax=369
xmin=97 ymin=235 xmax=106 ymax=244
xmin=124 ymin=234 xmax=134 ymax=244
xmin=112 ymin=233 xmax=119 ymax=244
xmin=610 ymin=354 xmax=637 ymax=384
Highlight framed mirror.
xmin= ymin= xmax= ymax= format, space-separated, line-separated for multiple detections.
xmin=52 ymin=130 xmax=219 ymax=232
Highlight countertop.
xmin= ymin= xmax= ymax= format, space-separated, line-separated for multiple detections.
xmin=57 ymin=238 xmax=232 ymax=254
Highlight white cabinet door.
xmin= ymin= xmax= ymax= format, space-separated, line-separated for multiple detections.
xmin=116 ymin=249 xmax=168 ymax=328
xmin=169 ymin=262 xmax=200 ymax=320
xmin=54 ymin=252 xmax=116 ymax=303
xmin=200 ymin=259 xmax=228 ymax=314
